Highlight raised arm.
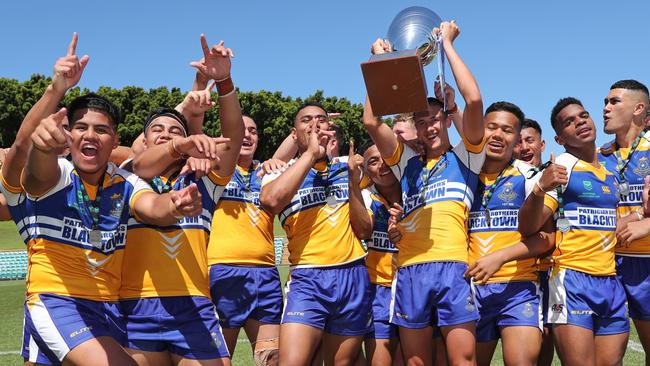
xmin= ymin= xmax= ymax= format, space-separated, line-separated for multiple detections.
xmin=133 ymin=183 xmax=203 ymax=227
xmin=434 ymin=80 xmax=464 ymax=134
xmin=272 ymin=134 xmax=299 ymax=162
xmin=132 ymin=134 xmax=228 ymax=180
xmin=175 ymin=80 xmax=216 ymax=135
xmin=190 ymin=34 xmax=244 ymax=178
xmin=260 ymin=124 xmax=333 ymax=215
xmin=347 ymin=142 xmax=373 ymax=240
xmin=21 ymin=109 xmax=69 ymax=196
xmin=3 ymin=32 xmax=88 ymax=188
xmin=440 ymin=21 xmax=483 ymax=146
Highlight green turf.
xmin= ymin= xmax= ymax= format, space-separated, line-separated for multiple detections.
xmin=0 ymin=221 xmax=23 ymax=250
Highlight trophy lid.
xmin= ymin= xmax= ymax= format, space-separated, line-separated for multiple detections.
xmin=386 ymin=6 xmax=442 ymax=66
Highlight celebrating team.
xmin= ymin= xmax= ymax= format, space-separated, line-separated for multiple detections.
xmin=2 ymin=20 xmax=650 ymax=366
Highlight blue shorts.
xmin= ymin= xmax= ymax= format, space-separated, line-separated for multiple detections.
xmin=547 ymin=268 xmax=629 ymax=335
xmin=24 ymin=293 xmax=125 ymax=364
xmin=474 ymin=281 xmax=542 ymax=342
xmin=391 ymin=262 xmax=478 ymax=329
xmin=120 ymin=296 xmax=229 ymax=360
xmin=22 ymin=313 xmax=52 ymax=365
xmin=538 ymin=270 xmax=550 ymax=325
xmin=283 ymin=259 xmax=372 ymax=336
xmin=209 ymin=264 xmax=283 ymax=328
xmin=616 ymin=255 xmax=650 ymax=320
xmin=366 ymin=283 xmax=399 ymax=339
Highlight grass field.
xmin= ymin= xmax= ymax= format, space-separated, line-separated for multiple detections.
xmin=0 ymin=219 xmax=646 ymax=364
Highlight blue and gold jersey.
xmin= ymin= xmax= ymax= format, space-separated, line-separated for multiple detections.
xmin=545 ymin=153 xmax=619 ymax=276
xmin=120 ymin=171 xmax=229 ymax=299
xmin=363 ymin=189 xmax=397 ymax=286
xmin=261 ymin=157 xmax=366 ymax=267
xmin=468 ymin=160 xmax=537 ymax=283
xmin=385 ymin=139 xmax=485 ymax=267
xmin=598 ymin=130 xmax=650 ymax=256
xmin=208 ymin=162 xmax=275 ymax=266
xmin=5 ymin=160 xmax=151 ymax=301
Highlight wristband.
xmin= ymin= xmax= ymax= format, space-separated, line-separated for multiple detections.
xmin=533 ymin=181 xmax=546 ymax=197
xmin=216 ymin=76 xmax=235 ymax=96
xmin=169 ymin=139 xmax=186 ymax=160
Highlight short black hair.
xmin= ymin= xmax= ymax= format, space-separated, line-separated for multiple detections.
xmin=67 ymin=93 xmax=121 ymax=128
xmin=358 ymin=139 xmax=376 ymax=156
xmin=293 ymin=102 xmax=327 ymax=123
xmin=485 ymin=101 xmax=525 ymax=131
xmin=522 ymin=118 xmax=542 ymax=136
xmin=610 ymin=79 xmax=649 ymax=97
xmin=329 ymin=124 xmax=348 ymax=155
xmin=550 ymin=97 xmax=583 ymax=132
xmin=143 ymin=108 xmax=189 ymax=136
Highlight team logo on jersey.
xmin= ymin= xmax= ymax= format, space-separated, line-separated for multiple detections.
xmin=522 ymin=303 xmax=534 ymax=318
xmin=601 ymin=185 xmax=612 ymax=194
xmin=110 ymin=193 xmax=124 ymax=217
xmin=634 ymin=157 xmax=650 ymax=177
xmin=498 ymin=182 xmax=517 ymax=203
xmin=582 ymin=180 xmax=593 ymax=191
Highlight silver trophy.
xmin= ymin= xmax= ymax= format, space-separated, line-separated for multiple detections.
xmin=361 ymin=6 xmax=445 ymax=116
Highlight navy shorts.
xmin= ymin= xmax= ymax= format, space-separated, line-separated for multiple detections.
xmin=282 ymin=259 xmax=372 ymax=336
xmin=390 ymin=262 xmax=479 ymax=329
xmin=209 ymin=264 xmax=283 ymax=328
xmin=120 ymin=296 xmax=229 ymax=360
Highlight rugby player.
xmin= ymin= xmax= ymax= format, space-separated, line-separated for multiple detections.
xmin=519 ymin=97 xmax=629 ymax=366
xmin=364 ymin=21 xmax=486 ymax=365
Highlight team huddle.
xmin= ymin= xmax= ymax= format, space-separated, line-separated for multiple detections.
xmin=2 ymin=21 xmax=650 ymax=366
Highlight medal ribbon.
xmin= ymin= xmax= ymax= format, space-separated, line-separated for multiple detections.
xmin=614 ymin=129 xmax=647 ymax=182
xmin=481 ymin=161 xmax=513 ymax=210
xmin=76 ymin=171 xmax=105 ymax=230
xmin=150 ymin=171 xmax=180 ymax=194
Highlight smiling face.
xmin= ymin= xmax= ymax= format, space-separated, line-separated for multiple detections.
xmin=484 ymin=111 xmax=520 ymax=163
xmin=363 ymin=144 xmax=397 ymax=188
xmin=143 ymin=116 xmax=186 ymax=148
xmin=413 ymin=103 xmax=451 ymax=156
xmin=518 ymin=127 xmax=545 ymax=167
xmin=555 ymin=104 xmax=597 ymax=148
xmin=69 ymin=108 xmax=119 ymax=176
xmin=240 ymin=116 xmax=259 ymax=158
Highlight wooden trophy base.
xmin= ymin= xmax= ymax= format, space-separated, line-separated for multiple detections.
xmin=361 ymin=49 xmax=428 ymax=116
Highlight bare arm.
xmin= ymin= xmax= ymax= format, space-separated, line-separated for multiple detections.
xmin=363 ymin=95 xmax=399 ymax=159
xmin=132 ymin=183 xmax=202 ymax=227
xmin=440 ymin=22 xmax=483 ymax=146
xmin=133 ymin=135 xmax=227 ymax=180
xmin=21 ymin=109 xmax=69 ymax=196
xmin=189 ymin=35 xmax=243 ymax=179
xmin=434 ymin=81 xmax=464 ymax=134
xmin=109 ymin=146 xmax=134 ymax=167
xmin=0 ymin=193 xmax=11 ymax=221
xmin=347 ymin=144 xmax=373 ymax=240
xmin=519 ymin=158 xmax=567 ymax=236
xmin=272 ymin=134 xmax=299 ymax=162
xmin=3 ymin=33 xmax=88 ymax=188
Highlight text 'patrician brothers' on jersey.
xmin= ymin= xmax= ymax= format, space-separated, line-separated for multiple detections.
xmin=384 ymin=138 xmax=485 ymax=267
xmin=261 ymin=157 xmax=366 ymax=267
xmin=545 ymin=153 xmax=619 ymax=276
xmin=468 ymin=160 xmax=538 ymax=283
xmin=2 ymin=160 xmax=151 ymax=301
xmin=208 ymin=162 xmax=275 ymax=266
xmin=363 ymin=189 xmax=397 ymax=286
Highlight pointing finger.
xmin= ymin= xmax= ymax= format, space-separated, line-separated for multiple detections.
xmin=67 ymin=32 xmax=78 ymax=56
xmin=200 ymin=34 xmax=210 ymax=57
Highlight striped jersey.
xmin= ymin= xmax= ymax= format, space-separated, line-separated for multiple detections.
xmin=363 ymin=188 xmax=397 ymax=286
xmin=385 ymin=138 xmax=485 ymax=267
xmin=598 ymin=130 xmax=650 ymax=256
xmin=261 ymin=157 xmax=366 ymax=267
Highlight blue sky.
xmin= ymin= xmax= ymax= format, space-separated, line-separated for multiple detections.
xmin=2 ymin=1 xmax=648 ymax=157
